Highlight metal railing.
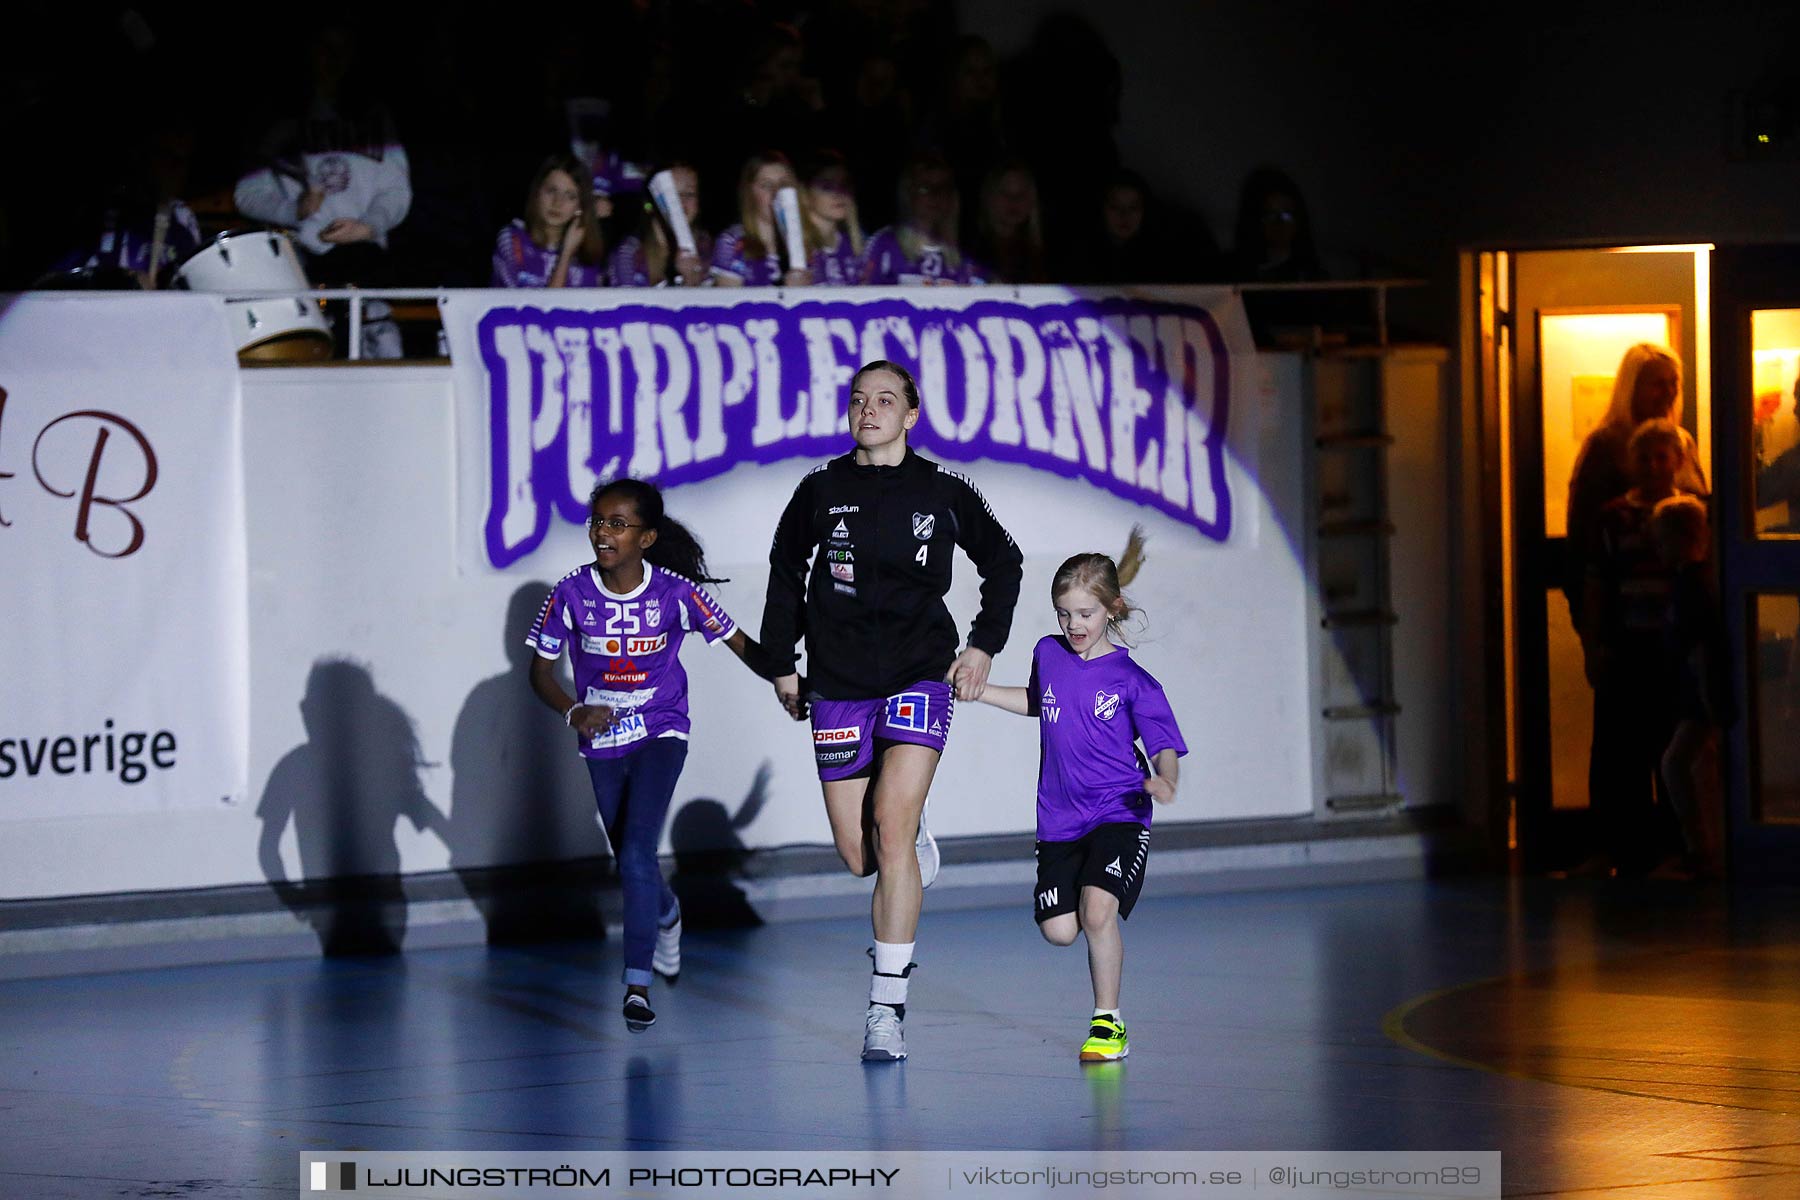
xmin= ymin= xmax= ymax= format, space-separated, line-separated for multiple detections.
xmin=221 ymin=279 xmax=1427 ymax=361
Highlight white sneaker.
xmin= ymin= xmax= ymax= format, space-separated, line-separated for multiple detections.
xmin=914 ymin=807 xmax=940 ymax=889
xmin=653 ymin=903 xmax=681 ymax=981
xmin=862 ymin=1003 xmax=906 ymax=1061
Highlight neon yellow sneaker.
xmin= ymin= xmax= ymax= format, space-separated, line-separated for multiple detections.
xmin=1079 ymin=1016 xmax=1128 ymax=1061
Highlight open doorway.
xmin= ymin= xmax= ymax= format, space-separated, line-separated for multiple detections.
xmin=1470 ymin=244 xmax=1712 ymax=872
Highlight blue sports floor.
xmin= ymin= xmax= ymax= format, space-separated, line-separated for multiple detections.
xmin=3 ymin=879 xmax=1799 ymax=1198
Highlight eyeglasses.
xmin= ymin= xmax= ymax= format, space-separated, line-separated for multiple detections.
xmin=589 ymin=517 xmax=644 ymax=532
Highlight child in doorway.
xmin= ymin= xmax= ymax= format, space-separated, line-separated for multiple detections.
xmin=528 ymin=479 xmax=790 ymax=1029
xmin=1650 ymin=493 xmax=1730 ymax=878
xmin=974 ymin=536 xmax=1186 ymax=1060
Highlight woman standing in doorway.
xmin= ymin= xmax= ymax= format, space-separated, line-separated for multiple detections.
xmin=1565 ymin=343 xmax=1708 ymax=622
xmin=760 ymin=360 xmax=1023 ymax=1061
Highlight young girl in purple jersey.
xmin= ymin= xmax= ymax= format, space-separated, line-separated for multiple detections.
xmin=976 ymin=541 xmax=1185 ymax=1062
xmin=609 ymin=163 xmax=712 ymax=288
xmin=491 ymin=155 xmax=607 ymax=289
xmin=800 ymin=151 xmax=865 ymax=287
xmin=528 ymin=479 xmax=789 ymax=1030
xmin=712 ymin=152 xmax=813 ymax=288
xmin=862 ymin=152 xmax=986 ymax=287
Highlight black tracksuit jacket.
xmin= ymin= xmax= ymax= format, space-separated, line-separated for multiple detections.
xmin=761 ymin=449 xmax=1024 ymax=700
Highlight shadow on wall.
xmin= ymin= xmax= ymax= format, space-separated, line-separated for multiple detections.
xmin=256 ymin=658 xmax=448 ymax=956
xmin=447 ymin=583 xmax=609 ymax=944
xmin=668 ymin=760 xmax=772 ymax=929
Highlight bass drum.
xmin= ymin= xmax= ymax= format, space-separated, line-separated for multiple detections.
xmin=174 ymin=230 xmax=331 ymax=358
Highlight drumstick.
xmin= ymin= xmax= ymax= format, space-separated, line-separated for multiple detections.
xmin=145 ymin=203 xmax=170 ymax=290
xmin=774 ymin=186 xmax=805 ymax=272
xmin=648 ymin=170 xmax=697 ymax=257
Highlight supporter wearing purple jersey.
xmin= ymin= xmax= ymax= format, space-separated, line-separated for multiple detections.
xmin=711 ymin=152 xmax=811 ymax=287
xmin=51 ymin=200 xmax=203 ymax=289
xmin=861 ymin=227 xmax=985 ymax=286
xmin=801 ymin=151 xmax=865 ymax=287
xmin=977 ymin=539 xmax=1184 ymax=1063
xmin=861 ymin=153 xmax=986 ymax=286
xmin=529 ymin=561 xmax=732 ymax=755
xmin=610 ymin=163 xmax=710 ymax=287
xmin=710 ymin=224 xmax=784 ymax=286
xmin=1026 ymin=634 xmax=1185 ymax=842
xmin=810 ymin=229 xmax=863 ymax=286
xmin=528 ymin=479 xmax=790 ymax=1030
xmin=491 ymin=156 xmax=606 ymax=289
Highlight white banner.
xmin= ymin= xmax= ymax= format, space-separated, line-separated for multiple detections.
xmin=442 ymin=286 xmax=1259 ymax=574
xmin=0 ymin=294 xmax=249 ymax=818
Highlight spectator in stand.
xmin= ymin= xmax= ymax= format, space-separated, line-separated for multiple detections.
xmin=610 ymin=163 xmax=711 ymax=288
xmin=47 ymin=117 xmax=203 ymax=289
xmin=863 ymin=152 xmax=984 ymax=287
xmin=708 ymin=22 xmax=826 ymax=220
xmin=490 ymin=155 xmax=606 ymax=289
xmin=234 ymin=25 xmax=409 ymax=356
xmin=828 ymin=51 xmax=913 ymax=233
xmin=969 ymin=159 xmax=1047 ymax=286
xmin=1230 ymin=167 xmax=1323 ymax=282
xmin=712 ymin=152 xmax=811 ymax=287
xmin=1067 ymin=170 xmax=1216 ymax=285
xmin=1004 ymin=14 xmax=1122 ymax=244
xmin=919 ymin=35 xmax=1009 ymax=231
xmin=800 ymin=150 xmax=865 ymax=287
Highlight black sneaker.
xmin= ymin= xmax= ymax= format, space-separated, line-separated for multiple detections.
xmin=623 ymin=992 xmax=656 ymax=1031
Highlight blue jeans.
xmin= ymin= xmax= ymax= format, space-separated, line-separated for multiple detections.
xmin=586 ymin=737 xmax=687 ymax=987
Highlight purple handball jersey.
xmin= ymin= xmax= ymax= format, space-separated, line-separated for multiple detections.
xmin=862 ymin=228 xmax=986 ymax=286
xmin=491 ymin=220 xmax=605 ymax=288
xmin=609 ymin=229 xmax=714 ymax=287
xmin=528 ymin=563 xmax=737 ymax=759
xmin=710 ymin=224 xmax=784 ymax=286
xmin=811 ymin=229 xmax=863 ymax=287
xmin=1028 ymin=635 xmax=1187 ymax=842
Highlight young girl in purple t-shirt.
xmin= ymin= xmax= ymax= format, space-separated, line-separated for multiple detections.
xmin=975 ymin=538 xmax=1185 ymax=1062
xmin=491 ymin=155 xmax=607 ymax=288
xmin=711 ymin=152 xmax=812 ymax=287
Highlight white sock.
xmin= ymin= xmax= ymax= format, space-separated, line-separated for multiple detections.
xmin=870 ymin=940 xmax=915 ymax=1007
xmin=1094 ymin=1007 xmax=1120 ymax=1022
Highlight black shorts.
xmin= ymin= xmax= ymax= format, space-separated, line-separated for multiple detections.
xmin=1033 ymin=822 xmax=1150 ymax=923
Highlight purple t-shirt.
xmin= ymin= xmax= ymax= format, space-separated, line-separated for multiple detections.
xmin=710 ymin=224 xmax=784 ymax=286
xmin=528 ymin=563 xmax=737 ymax=759
xmin=1028 ymin=635 xmax=1187 ymax=841
xmin=609 ymin=229 xmax=714 ymax=287
xmin=811 ymin=228 xmax=863 ymax=287
xmin=590 ymin=151 xmax=648 ymax=200
xmin=56 ymin=201 xmax=203 ymax=280
xmin=862 ymin=228 xmax=986 ymax=286
xmin=490 ymin=220 xmax=605 ymax=288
